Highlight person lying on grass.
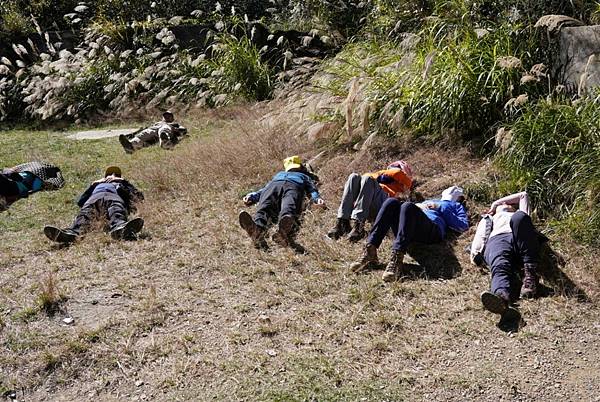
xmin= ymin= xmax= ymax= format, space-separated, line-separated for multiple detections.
xmin=44 ymin=166 xmax=144 ymax=243
xmin=327 ymin=160 xmax=413 ymax=242
xmin=119 ymin=110 xmax=187 ymax=153
xmin=471 ymin=191 xmax=546 ymax=325
xmin=1 ymin=161 xmax=65 ymax=212
xmin=350 ymin=186 xmax=469 ymax=282
xmin=239 ymin=155 xmax=326 ymax=253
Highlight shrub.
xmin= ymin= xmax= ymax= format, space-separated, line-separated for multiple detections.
xmin=499 ymin=96 xmax=600 ymax=244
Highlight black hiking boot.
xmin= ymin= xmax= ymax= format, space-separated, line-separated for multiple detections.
xmin=44 ymin=226 xmax=78 ymax=243
xmin=119 ymin=134 xmax=135 ymax=154
xmin=239 ymin=211 xmax=268 ymax=249
xmin=349 ymin=243 xmax=379 ymax=273
xmin=382 ymin=250 xmax=405 ymax=282
xmin=480 ymin=290 xmax=509 ymax=315
xmin=520 ymin=263 xmax=539 ymax=299
xmin=347 ymin=219 xmax=366 ymax=242
xmin=327 ymin=218 xmax=351 ymax=240
xmin=110 ymin=217 xmax=144 ymax=240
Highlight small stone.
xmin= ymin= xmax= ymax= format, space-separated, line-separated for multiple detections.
xmin=135 ymin=380 xmax=144 ymax=387
xmin=63 ymin=317 xmax=74 ymax=325
xmin=266 ymin=349 xmax=277 ymax=357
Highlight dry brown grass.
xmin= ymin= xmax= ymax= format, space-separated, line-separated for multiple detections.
xmin=1 ymin=104 xmax=599 ymax=400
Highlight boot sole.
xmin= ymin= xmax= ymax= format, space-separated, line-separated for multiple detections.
xmin=350 ymin=260 xmax=378 ymax=273
xmin=239 ymin=211 xmax=258 ymax=237
xmin=44 ymin=226 xmax=77 ymax=243
xmin=110 ymin=218 xmax=144 ymax=240
xmin=272 ymin=215 xmax=294 ymax=247
xmin=480 ymin=291 xmax=508 ymax=315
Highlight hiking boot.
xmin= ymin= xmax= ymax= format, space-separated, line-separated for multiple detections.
xmin=382 ymin=250 xmax=405 ymax=282
xmin=44 ymin=226 xmax=78 ymax=243
xmin=272 ymin=215 xmax=296 ymax=248
xmin=480 ymin=290 xmax=509 ymax=315
xmin=327 ymin=218 xmax=351 ymax=240
xmin=349 ymin=243 xmax=378 ymax=273
xmin=497 ymin=306 xmax=522 ymax=332
xmin=239 ymin=211 xmax=268 ymax=249
xmin=119 ymin=134 xmax=135 ymax=154
xmin=110 ymin=217 xmax=144 ymax=240
xmin=520 ymin=263 xmax=539 ymax=299
xmin=347 ymin=219 xmax=366 ymax=242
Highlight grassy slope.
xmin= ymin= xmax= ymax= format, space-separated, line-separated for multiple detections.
xmin=0 ymin=106 xmax=599 ymax=401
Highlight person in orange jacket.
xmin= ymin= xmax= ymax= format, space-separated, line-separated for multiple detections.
xmin=327 ymin=160 xmax=413 ymax=242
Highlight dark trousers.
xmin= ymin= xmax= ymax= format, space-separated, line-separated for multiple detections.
xmin=70 ymin=195 xmax=128 ymax=234
xmin=254 ymin=181 xmax=303 ymax=228
xmin=0 ymin=173 xmax=20 ymax=197
xmin=367 ymin=198 xmax=442 ymax=252
xmin=484 ymin=211 xmax=540 ymax=300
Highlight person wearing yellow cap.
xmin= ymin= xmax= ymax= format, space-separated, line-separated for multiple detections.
xmin=238 ymin=155 xmax=325 ymax=252
xmin=43 ymin=166 xmax=145 ymax=243
xmin=119 ymin=111 xmax=187 ymax=153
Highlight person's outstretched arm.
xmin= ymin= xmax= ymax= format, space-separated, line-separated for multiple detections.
xmin=488 ymin=191 xmax=529 ymax=215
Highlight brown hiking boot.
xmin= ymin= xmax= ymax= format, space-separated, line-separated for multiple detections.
xmin=382 ymin=250 xmax=405 ymax=282
xmin=119 ymin=134 xmax=135 ymax=154
xmin=327 ymin=218 xmax=351 ymax=240
xmin=272 ymin=215 xmax=295 ymax=248
xmin=347 ymin=219 xmax=366 ymax=242
xmin=520 ymin=263 xmax=539 ymax=299
xmin=239 ymin=211 xmax=267 ymax=249
xmin=480 ymin=290 xmax=509 ymax=315
xmin=350 ymin=243 xmax=378 ymax=273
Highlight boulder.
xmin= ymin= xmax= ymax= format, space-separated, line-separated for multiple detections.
xmin=557 ymin=25 xmax=600 ymax=93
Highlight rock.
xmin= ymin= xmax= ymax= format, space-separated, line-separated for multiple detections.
xmin=306 ymin=122 xmax=340 ymax=143
xmin=266 ymin=349 xmax=277 ymax=357
xmin=135 ymin=380 xmax=144 ymax=387
xmin=62 ymin=316 xmax=74 ymax=325
xmin=557 ymin=25 xmax=600 ymax=93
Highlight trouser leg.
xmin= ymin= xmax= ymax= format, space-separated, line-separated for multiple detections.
xmin=392 ymin=202 xmax=442 ymax=252
xmin=105 ymin=199 xmax=128 ymax=231
xmin=484 ymin=233 xmax=519 ymax=300
xmin=337 ymin=173 xmax=361 ymax=219
xmin=70 ymin=202 xmax=98 ymax=235
xmin=130 ymin=128 xmax=158 ymax=150
xmin=367 ymin=198 xmax=403 ymax=248
xmin=351 ymin=175 xmax=383 ymax=222
xmin=510 ymin=211 xmax=540 ymax=265
xmin=279 ymin=182 xmax=303 ymax=220
xmin=368 ymin=185 xmax=388 ymax=222
xmin=254 ymin=182 xmax=283 ymax=228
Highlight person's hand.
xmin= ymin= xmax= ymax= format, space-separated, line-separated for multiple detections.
xmin=314 ymin=198 xmax=327 ymax=209
xmin=242 ymin=195 xmax=253 ymax=206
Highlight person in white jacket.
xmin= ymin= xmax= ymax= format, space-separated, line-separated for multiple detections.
xmin=471 ymin=191 xmax=543 ymax=321
xmin=119 ymin=111 xmax=187 ymax=153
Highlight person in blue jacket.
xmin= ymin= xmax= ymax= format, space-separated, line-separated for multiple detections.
xmin=44 ymin=166 xmax=144 ymax=243
xmin=239 ymin=155 xmax=325 ymax=251
xmin=350 ymin=186 xmax=469 ymax=282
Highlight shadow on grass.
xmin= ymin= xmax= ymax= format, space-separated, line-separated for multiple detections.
xmin=537 ymin=243 xmax=589 ymax=302
xmin=404 ymin=233 xmax=463 ymax=280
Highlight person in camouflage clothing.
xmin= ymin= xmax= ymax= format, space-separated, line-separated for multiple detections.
xmin=0 ymin=161 xmax=65 ymax=212
xmin=118 ymin=111 xmax=187 ymax=153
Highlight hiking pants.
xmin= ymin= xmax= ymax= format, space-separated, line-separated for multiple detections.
xmin=70 ymin=193 xmax=128 ymax=234
xmin=367 ymin=198 xmax=442 ymax=252
xmin=484 ymin=211 xmax=540 ymax=300
xmin=254 ymin=181 xmax=303 ymax=229
xmin=337 ymin=173 xmax=388 ymax=222
xmin=130 ymin=128 xmax=159 ymax=150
